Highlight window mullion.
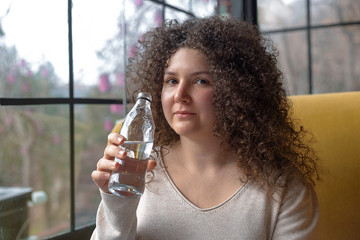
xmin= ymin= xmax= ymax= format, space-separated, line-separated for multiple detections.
xmin=67 ymin=0 xmax=76 ymax=232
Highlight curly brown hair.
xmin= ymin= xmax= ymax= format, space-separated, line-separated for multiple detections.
xmin=127 ymin=16 xmax=319 ymax=190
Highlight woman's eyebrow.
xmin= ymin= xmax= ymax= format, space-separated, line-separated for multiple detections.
xmin=190 ymin=71 xmax=210 ymax=75
xmin=164 ymin=71 xmax=176 ymax=75
xmin=164 ymin=70 xmax=210 ymax=75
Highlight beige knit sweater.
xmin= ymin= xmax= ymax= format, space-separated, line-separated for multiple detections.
xmin=91 ymin=161 xmax=319 ymax=240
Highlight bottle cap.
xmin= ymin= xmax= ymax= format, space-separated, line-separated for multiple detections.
xmin=137 ymin=92 xmax=152 ymax=102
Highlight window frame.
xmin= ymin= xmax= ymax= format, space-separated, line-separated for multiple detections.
xmin=257 ymin=0 xmax=360 ymax=95
xmin=0 ymin=0 xmax=211 ymax=238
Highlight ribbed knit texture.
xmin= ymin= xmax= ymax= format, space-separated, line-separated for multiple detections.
xmin=91 ymin=160 xmax=319 ymax=240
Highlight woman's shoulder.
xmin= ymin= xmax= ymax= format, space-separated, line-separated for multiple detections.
xmin=283 ymin=175 xmax=318 ymax=204
xmin=261 ymin=174 xmax=319 ymax=209
xmin=246 ymin=173 xmax=318 ymax=203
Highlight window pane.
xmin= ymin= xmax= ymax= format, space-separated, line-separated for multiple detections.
xmin=125 ymin=0 xmax=162 ymax=54
xmin=258 ymin=0 xmax=306 ymax=31
xmin=311 ymin=0 xmax=360 ymax=26
xmin=0 ymin=0 xmax=68 ymax=98
xmin=0 ymin=105 xmax=70 ymax=239
xmin=72 ymin=0 xmax=125 ymax=99
xmin=312 ymin=26 xmax=360 ymax=93
xmin=192 ymin=0 xmax=218 ymax=18
xmin=165 ymin=7 xmax=192 ymax=22
xmin=165 ymin=0 xmax=191 ymax=12
xmin=268 ymin=31 xmax=310 ymax=95
xmin=75 ymin=104 xmax=125 ymax=227
xmin=124 ymin=1 xmax=162 ymax=96
xmin=72 ymin=1 xmax=163 ymax=100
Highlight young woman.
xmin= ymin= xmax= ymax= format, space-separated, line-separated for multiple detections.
xmin=91 ymin=16 xmax=320 ymax=239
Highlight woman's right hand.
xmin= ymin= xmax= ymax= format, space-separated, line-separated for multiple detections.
xmin=91 ymin=133 xmax=157 ymax=194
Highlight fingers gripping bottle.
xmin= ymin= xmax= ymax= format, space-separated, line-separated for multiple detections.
xmin=108 ymin=92 xmax=155 ymax=198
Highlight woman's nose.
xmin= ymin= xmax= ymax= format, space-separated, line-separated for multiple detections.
xmin=174 ymin=82 xmax=191 ymax=103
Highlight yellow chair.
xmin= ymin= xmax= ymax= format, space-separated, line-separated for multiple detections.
xmin=289 ymin=91 xmax=360 ymax=240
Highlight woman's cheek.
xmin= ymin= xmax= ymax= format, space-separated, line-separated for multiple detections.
xmin=161 ymin=91 xmax=172 ymax=122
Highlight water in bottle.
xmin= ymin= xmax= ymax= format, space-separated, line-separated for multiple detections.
xmin=108 ymin=92 xmax=155 ymax=198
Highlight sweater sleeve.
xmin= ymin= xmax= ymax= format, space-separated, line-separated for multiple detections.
xmin=90 ymin=190 xmax=140 ymax=240
xmin=272 ymin=183 xmax=319 ymax=240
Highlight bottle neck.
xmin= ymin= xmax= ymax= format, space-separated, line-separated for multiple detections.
xmin=134 ymin=98 xmax=151 ymax=108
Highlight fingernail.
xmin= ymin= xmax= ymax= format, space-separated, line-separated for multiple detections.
xmin=118 ymin=150 xmax=125 ymax=157
xmin=117 ymin=137 xmax=122 ymax=143
xmin=112 ymin=162 xmax=118 ymax=169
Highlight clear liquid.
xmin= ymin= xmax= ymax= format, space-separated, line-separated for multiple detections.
xmin=108 ymin=141 xmax=153 ymax=198
xmin=119 ymin=141 xmax=153 ymax=159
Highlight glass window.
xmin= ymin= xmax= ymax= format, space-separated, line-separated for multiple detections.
xmin=258 ymin=0 xmax=306 ymax=31
xmin=0 ymin=0 xmax=68 ymax=98
xmin=311 ymin=0 xmax=360 ymax=26
xmin=0 ymin=105 xmax=70 ymax=238
xmin=72 ymin=0 xmax=125 ymax=99
xmin=1 ymin=0 xmax=221 ymax=238
xmin=312 ymin=26 xmax=360 ymax=93
xmin=259 ymin=0 xmax=360 ymax=95
xmin=192 ymin=0 xmax=218 ymax=18
xmin=73 ymin=0 xmax=163 ymax=101
xmin=165 ymin=0 xmax=191 ymax=12
xmin=268 ymin=31 xmax=310 ymax=95
xmin=72 ymin=1 xmax=163 ymax=100
xmin=74 ymin=104 xmax=125 ymax=227
xmin=125 ymin=0 xmax=163 ymax=66
xmin=165 ymin=7 xmax=193 ymax=22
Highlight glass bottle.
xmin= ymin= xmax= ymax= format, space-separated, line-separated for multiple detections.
xmin=108 ymin=92 xmax=155 ymax=198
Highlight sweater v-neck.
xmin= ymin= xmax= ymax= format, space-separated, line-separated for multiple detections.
xmin=158 ymin=153 xmax=248 ymax=213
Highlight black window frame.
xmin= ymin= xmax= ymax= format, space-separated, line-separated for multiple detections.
xmin=0 ymin=0 xmax=216 ymax=239
xmin=257 ymin=0 xmax=360 ymax=94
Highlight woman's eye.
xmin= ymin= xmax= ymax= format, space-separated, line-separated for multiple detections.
xmin=169 ymin=79 xmax=177 ymax=84
xmin=166 ymin=79 xmax=177 ymax=84
xmin=196 ymin=79 xmax=208 ymax=85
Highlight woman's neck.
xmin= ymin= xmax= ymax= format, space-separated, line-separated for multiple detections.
xmin=162 ymin=136 xmax=244 ymax=209
xmin=170 ymin=135 xmax=233 ymax=174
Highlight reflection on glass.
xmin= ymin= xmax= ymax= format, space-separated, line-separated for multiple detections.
xmin=258 ymin=0 xmax=306 ymax=31
xmin=268 ymin=31 xmax=309 ymax=95
xmin=0 ymin=0 xmax=68 ymax=98
xmin=312 ymin=26 xmax=360 ymax=93
xmin=74 ymin=104 xmax=125 ymax=227
xmin=0 ymin=105 xmax=70 ymax=238
xmin=311 ymin=0 xmax=360 ymax=26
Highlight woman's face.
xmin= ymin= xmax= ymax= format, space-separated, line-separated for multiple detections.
xmin=161 ymin=48 xmax=215 ymax=140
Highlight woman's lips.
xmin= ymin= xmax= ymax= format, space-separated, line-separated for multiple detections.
xmin=174 ymin=111 xmax=195 ymax=118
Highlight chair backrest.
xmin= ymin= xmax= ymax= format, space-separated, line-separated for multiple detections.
xmin=289 ymin=91 xmax=360 ymax=239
